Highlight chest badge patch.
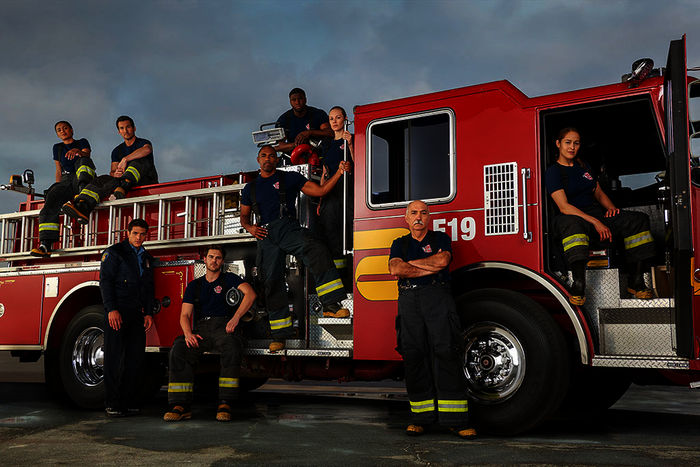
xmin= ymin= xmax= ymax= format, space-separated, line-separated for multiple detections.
xmin=214 ymin=285 xmax=223 ymax=294
xmin=583 ymin=172 xmax=593 ymax=181
xmin=273 ymin=181 xmax=280 ymax=189
xmin=306 ymin=123 xmax=310 ymax=130
xmin=423 ymin=244 xmax=432 ymax=253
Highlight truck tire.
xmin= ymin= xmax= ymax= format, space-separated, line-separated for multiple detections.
xmin=456 ymin=288 xmax=570 ymax=435
xmin=560 ymin=366 xmax=631 ymax=414
xmin=58 ymin=305 xmax=106 ymax=408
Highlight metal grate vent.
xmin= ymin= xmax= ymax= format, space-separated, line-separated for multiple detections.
xmin=483 ymin=162 xmax=519 ymax=236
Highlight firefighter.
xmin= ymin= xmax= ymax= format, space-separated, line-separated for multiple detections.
xmin=388 ymin=200 xmax=475 ymax=439
xmin=239 ymin=145 xmax=351 ymax=352
xmin=274 ymin=87 xmax=333 ymax=155
xmin=164 ymin=245 xmax=256 ymax=422
xmin=99 ymin=218 xmax=155 ymax=417
xmin=29 ymin=121 xmax=96 ymax=257
xmin=62 ymin=116 xmax=158 ymax=223
xmin=317 ymin=106 xmax=354 ymax=289
xmin=545 ymin=127 xmax=655 ymax=305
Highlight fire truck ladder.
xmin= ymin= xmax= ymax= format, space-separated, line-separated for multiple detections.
xmin=0 ymin=182 xmax=252 ymax=261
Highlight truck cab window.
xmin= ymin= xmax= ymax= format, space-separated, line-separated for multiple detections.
xmin=368 ymin=110 xmax=454 ymax=207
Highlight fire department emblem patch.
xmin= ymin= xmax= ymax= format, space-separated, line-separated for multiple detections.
xmin=306 ymin=123 xmax=310 ymax=130
xmin=101 ymin=252 xmax=108 ymax=262
xmin=423 ymin=244 xmax=432 ymax=253
xmin=583 ymin=172 xmax=593 ymax=181
xmin=214 ymin=285 xmax=223 ymax=294
xmin=340 ymin=142 xmax=345 ymax=150
xmin=274 ymin=181 xmax=280 ymax=189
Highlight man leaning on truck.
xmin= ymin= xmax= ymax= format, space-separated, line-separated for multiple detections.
xmin=388 ymin=200 xmax=476 ymax=439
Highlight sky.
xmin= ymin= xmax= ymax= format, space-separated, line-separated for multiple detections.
xmin=0 ymin=0 xmax=698 ymax=214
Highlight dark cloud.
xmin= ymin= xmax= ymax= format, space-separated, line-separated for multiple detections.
xmin=1 ymin=0 xmax=698 ymax=215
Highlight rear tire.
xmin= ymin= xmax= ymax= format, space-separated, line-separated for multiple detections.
xmin=456 ymin=288 xmax=569 ymax=435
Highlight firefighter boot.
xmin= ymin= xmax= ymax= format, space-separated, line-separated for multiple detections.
xmin=322 ymin=302 xmax=350 ymax=318
xmin=449 ymin=426 xmax=478 ymax=440
xmin=627 ymin=261 xmax=653 ymax=299
xmin=61 ymin=199 xmax=89 ymax=224
xmin=163 ymin=405 xmax=192 ymax=422
xmin=216 ymin=401 xmax=233 ymax=422
xmin=569 ymin=260 xmax=587 ymax=306
xmin=269 ymin=340 xmax=285 ymax=352
xmin=112 ymin=179 xmax=132 ymax=200
xmin=405 ymin=424 xmax=425 ymax=436
xmin=30 ymin=241 xmax=52 ymax=258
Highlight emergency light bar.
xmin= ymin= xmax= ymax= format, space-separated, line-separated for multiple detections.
xmin=252 ymin=123 xmax=285 ymax=146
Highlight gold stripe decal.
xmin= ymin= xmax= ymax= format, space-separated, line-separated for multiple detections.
xmin=354 ymin=228 xmax=409 ymax=250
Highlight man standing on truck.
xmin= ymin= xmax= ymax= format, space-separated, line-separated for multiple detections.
xmin=99 ymin=218 xmax=155 ymax=417
xmin=163 ymin=245 xmax=256 ymax=422
xmin=274 ymin=88 xmax=333 ymax=155
xmin=62 ymin=116 xmax=158 ymax=223
xmin=239 ymin=145 xmax=351 ymax=352
xmin=29 ymin=121 xmax=96 ymax=257
xmin=388 ymin=200 xmax=475 ymax=439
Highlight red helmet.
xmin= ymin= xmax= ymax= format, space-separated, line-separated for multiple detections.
xmin=290 ymin=144 xmax=320 ymax=166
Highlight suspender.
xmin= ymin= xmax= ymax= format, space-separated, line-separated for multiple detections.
xmin=249 ymin=170 xmax=287 ymax=219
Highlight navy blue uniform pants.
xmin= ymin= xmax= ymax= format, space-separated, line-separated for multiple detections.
xmin=104 ymin=312 xmax=146 ymax=409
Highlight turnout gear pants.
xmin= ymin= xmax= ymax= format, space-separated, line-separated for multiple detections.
xmin=167 ymin=317 xmax=243 ymax=404
xmin=74 ymin=175 xmax=120 ymax=213
xmin=258 ymin=217 xmax=346 ymax=339
xmin=38 ymin=158 xmax=96 ymax=243
xmin=104 ymin=311 xmax=146 ymax=409
xmin=317 ymin=181 xmax=353 ymax=290
xmin=396 ymin=284 xmax=469 ymax=427
xmin=554 ymin=206 xmax=655 ymax=266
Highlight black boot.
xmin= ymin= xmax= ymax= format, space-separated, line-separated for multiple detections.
xmin=569 ymin=260 xmax=587 ymax=305
xmin=627 ymin=261 xmax=652 ymax=299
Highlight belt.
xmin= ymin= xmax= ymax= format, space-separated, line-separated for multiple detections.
xmin=398 ymin=281 xmax=449 ymax=291
xmin=197 ymin=316 xmax=228 ymax=322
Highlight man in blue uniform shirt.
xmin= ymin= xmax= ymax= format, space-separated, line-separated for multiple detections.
xmin=30 ymin=121 xmax=96 ymax=257
xmin=164 ymin=245 xmax=256 ymax=422
xmin=239 ymin=145 xmax=350 ymax=352
xmin=274 ymin=88 xmax=333 ymax=154
xmin=389 ymin=200 xmax=475 ymax=439
xmin=62 ymin=116 xmax=158 ymax=223
xmin=99 ymin=218 xmax=155 ymax=417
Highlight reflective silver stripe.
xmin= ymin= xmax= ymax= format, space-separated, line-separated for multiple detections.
xmin=168 ymin=382 xmax=194 ymax=393
xmin=76 ymin=165 xmax=96 ymax=178
xmin=334 ymin=259 xmax=347 ymax=268
xmin=409 ymin=399 xmax=435 ymax=413
xmin=125 ymin=166 xmax=141 ymax=182
xmin=39 ymin=223 xmax=60 ymax=231
xmin=437 ymin=399 xmax=468 ymax=413
xmin=562 ymin=233 xmax=588 ymax=252
xmin=80 ymin=188 xmax=100 ymax=203
xmin=624 ymin=231 xmax=654 ymax=249
xmin=219 ymin=377 xmax=239 ymax=388
xmin=316 ymin=278 xmax=344 ymax=296
xmin=270 ymin=316 xmax=292 ymax=330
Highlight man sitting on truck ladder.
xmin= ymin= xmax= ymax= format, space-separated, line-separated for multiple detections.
xmin=388 ymin=200 xmax=476 ymax=440
xmin=239 ymin=145 xmax=351 ymax=352
xmin=62 ymin=115 xmax=158 ymax=223
xmin=30 ymin=120 xmax=96 ymax=257
xmin=274 ymin=87 xmax=333 ymax=155
xmin=164 ymin=245 xmax=256 ymax=422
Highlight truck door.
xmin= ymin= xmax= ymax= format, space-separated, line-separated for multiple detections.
xmin=664 ymin=35 xmax=693 ymax=357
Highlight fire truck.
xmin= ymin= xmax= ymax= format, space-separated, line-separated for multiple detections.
xmin=1 ymin=36 xmax=699 ymax=434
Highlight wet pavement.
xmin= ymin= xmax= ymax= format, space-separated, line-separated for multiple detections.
xmin=2 ymin=354 xmax=700 ymax=465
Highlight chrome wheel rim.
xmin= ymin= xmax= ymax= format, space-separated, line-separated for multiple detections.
xmin=71 ymin=327 xmax=104 ymax=386
xmin=462 ymin=323 xmax=525 ymax=402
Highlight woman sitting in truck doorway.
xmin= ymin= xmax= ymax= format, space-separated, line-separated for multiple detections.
xmin=545 ymin=127 xmax=655 ymax=305
xmin=317 ymin=106 xmax=354 ymax=291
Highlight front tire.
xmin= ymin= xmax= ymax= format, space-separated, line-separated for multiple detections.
xmin=58 ymin=305 xmax=106 ymax=408
xmin=457 ymin=288 xmax=570 ymax=435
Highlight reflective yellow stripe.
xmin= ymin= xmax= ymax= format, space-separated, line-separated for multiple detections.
xmin=76 ymin=165 xmax=95 ymax=178
xmin=269 ymin=316 xmax=292 ymax=330
xmin=334 ymin=259 xmax=347 ymax=269
xmin=39 ymin=223 xmax=60 ymax=231
xmin=125 ymin=165 xmax=141 ymax=182
xmin=437 ymin=399 xmax=468 ymax=413
xmin=80 ymin=188 xmax=100 ymax=203
xmin=562 ymin=233 xmax=588 ymax=252
xmin=409 ymin=399 xmax=435 ymax=413
xmin=316 ymin=278 xmax=344 ymax=297
xmin=168 ymin=382 xmax=193 ymax=393
xmin=219 ymin=377 xmax=239 ymax=388
xmin=624 ymin=230 xmax=653 ymax=250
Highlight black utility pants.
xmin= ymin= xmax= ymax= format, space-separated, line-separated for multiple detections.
xmin=167 ymin=317 xmax=243 ymax=404
xmin=103 ymin=311 xmax=146 ymax=409
xmin=397 ymin=284 xmax=470 ymax=427
xmin=317 ymin=180 xmax=353 ymax=290
xmin=75 ymin=158 xmax=157 ymax=213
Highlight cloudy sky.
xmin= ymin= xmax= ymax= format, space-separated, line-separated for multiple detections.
xmin=0 ymin=0 xmax=698 ymax=214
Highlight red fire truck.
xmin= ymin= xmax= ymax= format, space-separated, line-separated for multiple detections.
xmin=1 ymin=36 xmax=699 ymax=434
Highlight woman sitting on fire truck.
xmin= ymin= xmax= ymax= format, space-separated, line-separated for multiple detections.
xmin=545 ymin=127 xmax=655 ymax=306
xmin=317 ymin=106 xmax=354 ymax=288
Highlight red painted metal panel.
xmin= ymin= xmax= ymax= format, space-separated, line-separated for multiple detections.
xmin=0 ymin=275 xmax=43 ymax=345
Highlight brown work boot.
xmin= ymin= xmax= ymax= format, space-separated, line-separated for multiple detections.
xmin=163 ymin=405 xmax=192 ymax=422
xmin=29 ymin=243 xmax=51 ymax=258
xmin=112 ymin=186 xmax=127 ymax=200
xmin=216 ymin=402 xmax=232 ymax=422
xmin=61 ymin=201 xmax=89 ymax=224
xmin=269 ymin=340 xmax=285 ymax=352
xmin=405 ymin=424 xmax=424 ymax=436
xmin=449 ymin=426 xmax=477 ymax=439
xmin=322 ymin=303 xmax=350 ymax=318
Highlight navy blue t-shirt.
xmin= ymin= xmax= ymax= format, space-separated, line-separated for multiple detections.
xmin=321 ymin=136 xmax=353 ymax=174
xmin=183 ymin=272 xmax=245 ymax=320
xmin=389 ymin=230 xmax=452 ymax=287
xmin=53 ymin=138 xmax=91 ymax=174
xmin=111 ymin=137 xmax=154 ymax=165
xmin=545 ymin=162 xmax=597 ymax=210
xmin=277 ymin=106 xmax=329 ymax=143
xmin=241 ymin=170 xmax=307 ymax=225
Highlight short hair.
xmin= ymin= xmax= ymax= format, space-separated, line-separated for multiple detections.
xmin=116 ymin=115 xmax=135 ymax=128
xmin=54 ymin=121 xmax=73 ymax=131
xmin=405 ymin=200 xmax=429 ymax=216
xmin=205 ymin=245 xmax=226 ymax=259
xmin=127 ymin=218 xmax=149 ymax=232
xmin=329 ymin=106 xmax=347 ymax=119
xmin=258 ymin=145 xmax=278 ymax=156
xmin=289 ymin=88 xmax=306 ymax=98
